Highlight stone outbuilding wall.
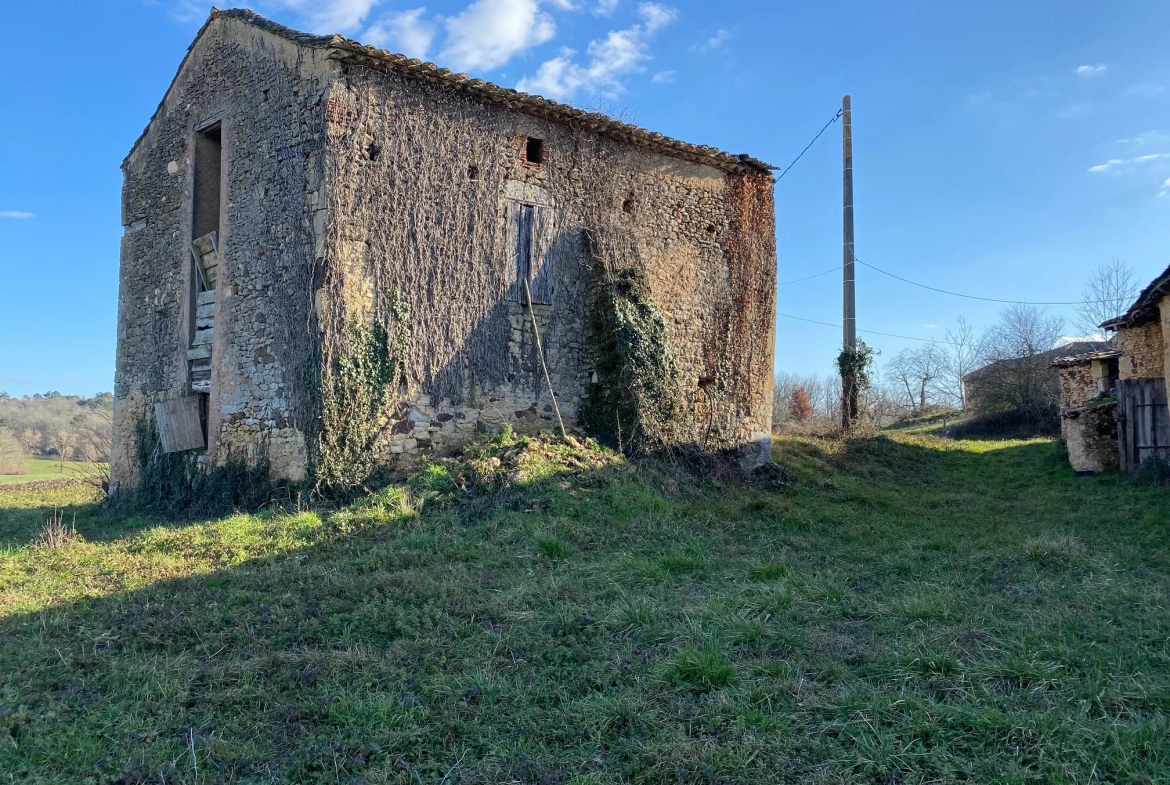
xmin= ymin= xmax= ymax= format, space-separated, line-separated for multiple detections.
xmin=1117 ymin=320 xmax=1164 ymax=381
xmin=1054 ymin=352 xmax=1120 ymax=474
xmin=111 ymin=9 xmax=777 ymax=493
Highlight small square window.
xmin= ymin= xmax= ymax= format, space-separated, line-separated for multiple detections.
xmin=524 ymin=137 xmax=545 ymax=165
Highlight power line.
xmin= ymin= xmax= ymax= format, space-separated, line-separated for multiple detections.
xmin=777 ymin=311 xmax=966 ymax=347
xmin=777 ymin=265 xmax=842 ymax=285
xmin=855 ymin=258 xmax=1119 ymax=306
xmin=775 ymin=109 xmax=842 ymax=181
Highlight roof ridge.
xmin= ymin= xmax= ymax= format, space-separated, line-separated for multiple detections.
xmin=211 ymin=7 xmax=773 ymax=175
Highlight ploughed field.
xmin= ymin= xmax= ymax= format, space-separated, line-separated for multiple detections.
xmin=1 ymin=432 xmax=1168 ymax=783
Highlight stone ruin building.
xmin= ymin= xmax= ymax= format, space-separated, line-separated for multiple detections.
xmin=1053 ymin=261 xmax=1170 ymax=474
xmin=111 ymin=9 xmax=778 ymax=492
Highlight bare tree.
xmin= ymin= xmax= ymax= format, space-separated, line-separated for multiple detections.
xmin=48 ymin=429 xmax=77 ymax=473
xmin=943 ymin=316 xmax=982 ymax=409
xmin=0 ymin=429 xmax=26 ymax=475
xmin=885 ymin=343 xmax=948 ymax=411
xmin=16 ymin=428 xmax=41 ymax=454
xmin=971 ymin=304 xmax=1065 ymax=430
xmin=1076 ymin=258 xmax=1139 ymax=336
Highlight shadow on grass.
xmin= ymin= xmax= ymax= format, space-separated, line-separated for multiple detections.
xmin=2 ymin=434 xmax=1169 ymax=783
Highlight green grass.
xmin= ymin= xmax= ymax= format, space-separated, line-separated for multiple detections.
xmin=1 ymin=431 xmax=1169 ymax=783
xmin=0 ymin=457 xmax=102 ymax=485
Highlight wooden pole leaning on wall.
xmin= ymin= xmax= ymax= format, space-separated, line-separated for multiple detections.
xmin=841 ymin=94 xmax=858 ymax=429
xmin=523 ymin=278 xmax=568 ymax=438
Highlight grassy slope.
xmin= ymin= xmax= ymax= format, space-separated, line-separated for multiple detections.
xmin=1 ymin=433 xmax=1168 ymax=784
xmin=0 ymin=458 xmax=101 ymax=485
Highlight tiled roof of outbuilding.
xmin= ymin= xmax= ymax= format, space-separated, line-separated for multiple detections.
xmin=1050 ymin=348 xmax=1122 ymax=368
xmin=135 ymin=8 xmax=774 ymax=175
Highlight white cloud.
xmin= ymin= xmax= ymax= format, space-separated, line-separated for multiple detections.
xmin=440 ymin=0 xmax=556 ymax=72
xmin=363 ymin=8 xmax=437 ymax=58
xmin=1088 ymin=153 xmax=1170 ymax=172
xmin=651 ymin=69 xmax=674 ymax=83
xmin=1164 ymin=177 xmax=1170 ymax=187
xmin=638 ymin=2 xmax=675 ymax=32
xmin=517 ymin=2 xmax=676 ymax=99
xmin=698 ymin=28 xmax=730 ymax=52
xmin=923 ymin=324 xmax=938 ymax=330
xmin=595 ymin=0 xmax=619 ymax=14
xmin=0 ymin=211 xmax=33 ymax=219
xmin=264 ymin=0 xmax=384 ymax=33
xmin=1076 ymin=64 xmax=1107 ymax=76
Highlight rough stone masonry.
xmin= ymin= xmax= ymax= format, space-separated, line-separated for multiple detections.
xmin=111 ymin=8 xmax=778 ymax=491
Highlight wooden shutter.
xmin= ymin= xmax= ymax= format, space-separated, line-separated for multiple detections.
xmin=528 ymin=206 xmax=554 ymax=305
xmin=154 ymin=397 xmax=206 ymax=453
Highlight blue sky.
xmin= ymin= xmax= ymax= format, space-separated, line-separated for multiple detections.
xmin=1 ymin=0 xmax=1168 ymax=397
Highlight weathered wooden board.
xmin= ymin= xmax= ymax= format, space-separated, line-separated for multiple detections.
xmin=154 ymin=397 xmax=205 ymax=454
xmin=197 ymin=290 xmax=217 ymax=306
xmin=196 ymin=302 xmax=216 ymax=320
xmin=187 ymin=345 xmax=212 ymax=361
xmin=192 ymin=327 xmax=214 ymax=346
xmin=1117 ymin=378 xmax=1170 ymax=472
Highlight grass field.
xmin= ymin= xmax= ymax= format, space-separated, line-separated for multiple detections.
xmin=0 ymin=457 xmax=103 ymax=485
xmin=1 ymin=432 xmax=1168 ymax=783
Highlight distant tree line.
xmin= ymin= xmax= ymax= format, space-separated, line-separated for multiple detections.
xmin=0 ymin=392 xmax=113 ymax=476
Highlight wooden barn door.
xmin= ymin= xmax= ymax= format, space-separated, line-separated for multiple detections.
xmin=1116 ymin=378 xmax=1170 ymax=471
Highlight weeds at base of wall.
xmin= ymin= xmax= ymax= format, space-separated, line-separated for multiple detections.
xmin=580 ymin=245 xmax=686 ymax=455
xmin=114 ymin=419 xmax=291 ymax=519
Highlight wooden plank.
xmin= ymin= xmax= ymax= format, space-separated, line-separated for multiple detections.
xmin=529 ymin=206 xmax=554 ymax=305
xmin=192 ymin=232 xmax=218 ymax=256
xmin=192 ymin=327 xmax=214 ymax=346
xmin=187 ymin=345 xmax=212 ymax=361
xmin=154 ymin=397 xmax=205 ymax=453
xmin=197 ymin=290 xmax=217 ymax=306
xmin=196 ymin=302 xmax=216 ymax=320
xmin=195 ymin=315 xmax=215 ymax=330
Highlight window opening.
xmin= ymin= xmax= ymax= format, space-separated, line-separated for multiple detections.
xmin=186 ymin=123 xmax=223 ymax=414
xmin=524 ymin=137 xmax=544 ymax=165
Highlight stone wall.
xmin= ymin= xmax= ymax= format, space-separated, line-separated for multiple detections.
xmin=1118 ymin=320 xmax=1164 ymax=380
xmin=112 ymin=17 xmax=334 ymax=487
xmin=320 ymin=64 xmax=776 ymax=469
xmin=1064 ymin=403 xmax=1119 ymax=474
xmin=1057 ymin=364 xmax=1096 ymax=419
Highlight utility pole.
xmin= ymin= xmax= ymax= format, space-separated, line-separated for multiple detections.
xmin=841 ymin=95 xmax=857 ymax=428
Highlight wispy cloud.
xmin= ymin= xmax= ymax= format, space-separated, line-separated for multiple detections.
xmin=363 ymin=8 xmax=437 ymax=58
xmin=1075 ymin=64 xmax=1107 ymax=76
xmin=1123 ymin=83 xmax=1166 ymax=98
xmin=270 ymin=0 xmax=384 ymax=33
xmin=697 ymin=28 xmax=729 ymax=52
xmin=517 ymin=3 xmax=676 ymax=100
xmin=0 ymin=211 xmax=34 ymax=219
xmin=440 ymin=0 xmax=556 ymax=72
xmin=595 ymin=0 xmax=619 ymax=14
xmin=651 ymin=69 xmax=674 ymax=83
xmin=1088 ymin=153 xmax=1170 ymax=172
xmin=923 ymin=324 xmax=938 ymax=330
xmin=1117 ymin=130 xmax=1169 ymax=146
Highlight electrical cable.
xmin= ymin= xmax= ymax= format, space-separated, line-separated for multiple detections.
xmin=777 ymin=265 xmax=843 ymax=285
xmin=776 ymin=311 xmax=967 ymax=347
xmin=854 ymin=258 xmax=1124 ymax=306
xmin=775 ymin=109 xmax=842 ymax=181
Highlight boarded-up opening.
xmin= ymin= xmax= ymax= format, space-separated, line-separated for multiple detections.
xmin=505 ymin=199 xmax=553 ymax=305
xmin=155 ymin=397 xmax=207 ymax=454
xmin=193 ymin=124 xmax=222 ymax=241
xmin=189 ymin=123 xmax=223 ymax=401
